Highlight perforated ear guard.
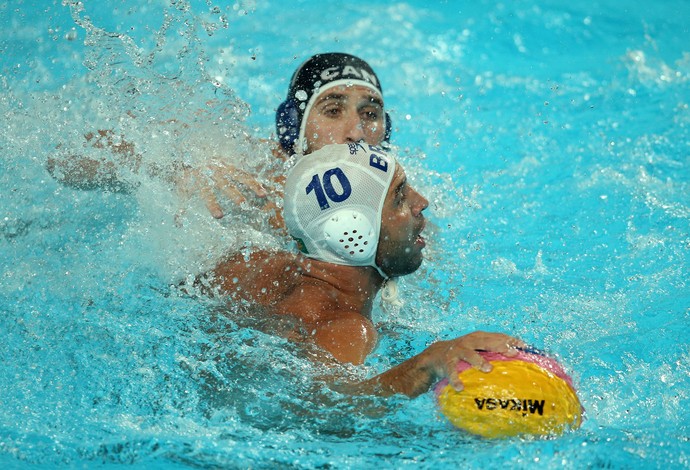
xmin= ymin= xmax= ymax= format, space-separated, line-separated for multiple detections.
xmin=275 ymin=99 xmax=392 ymax=154
xmin=322 ymin=209 xmax=377 ymax=262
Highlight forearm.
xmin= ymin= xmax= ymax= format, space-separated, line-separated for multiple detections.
xmin=336 ymin=332 xmax=528 ymax=399
xmin=336 ymin=352 xmax=438 ymax=399
xmin=366 ymin=354 xmax=437 ymax=398
xmin=46 ymin=155 xmax=134 ymax=192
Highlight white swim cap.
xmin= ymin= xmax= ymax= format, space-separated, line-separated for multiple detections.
xmin=284 ymin=143 xmax=396 ymax=272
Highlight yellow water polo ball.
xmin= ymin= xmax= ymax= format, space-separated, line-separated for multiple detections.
xmin=435 ymin=350 xmax=583 ymax=438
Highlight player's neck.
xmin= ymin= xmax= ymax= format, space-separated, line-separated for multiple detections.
xmin=300 ymin=259 xmax=386 ymax=317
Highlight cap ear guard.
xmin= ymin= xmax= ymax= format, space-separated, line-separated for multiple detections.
xmin=323 ymin=209 xmax=377 ymax=262
xmin=382 ymin=112 xmax=392 ymax=148
xmin=276 ymin=100 xmax=392 ymax=155
xmin=276 ymin=99 xmax=300 ymax=153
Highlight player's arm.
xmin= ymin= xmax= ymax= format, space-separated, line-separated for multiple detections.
xmin=47 ymin=130 xmax=141 ymax=192
xmin=343 ymin=331 xmax=527 ymax=398
xmin=310 ymin=312 xmax=378 ymax=365
xmin=47 ymin=154 xmax=134 ymax=192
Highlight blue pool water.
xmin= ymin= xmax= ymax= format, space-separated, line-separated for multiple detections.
xmin=1 ymin=0 xmax=689 ymax=468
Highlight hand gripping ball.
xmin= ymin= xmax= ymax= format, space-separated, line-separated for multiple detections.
xmin=434 ymin=350 xmax=583 ymax=438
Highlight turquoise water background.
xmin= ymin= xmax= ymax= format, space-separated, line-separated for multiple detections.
xmin=1 ymin=1 xmax=689 ymax=468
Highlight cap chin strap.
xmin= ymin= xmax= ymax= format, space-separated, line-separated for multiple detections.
xmin=380 ymin=277 xmax=403 ymax=308
xmin=373 ymin=263 xmax=403 ymax=308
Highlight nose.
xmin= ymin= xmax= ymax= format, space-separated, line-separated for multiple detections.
xmin=344 ymin=112 xmax=366 ymax=143
xmin=411 ymin=188 xmax=429 ymax=216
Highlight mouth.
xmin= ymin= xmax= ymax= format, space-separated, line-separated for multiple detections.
xmin=415 ymin=219 xmax=427 ymax=248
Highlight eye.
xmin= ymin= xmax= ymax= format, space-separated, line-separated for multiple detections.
xmin=322 ymin=105 xmax=342 ymax=118
xmin=359 ymin=105 xmax=382 ymax=122
xmin=360 ymin=109 xmax=380 ymax=121
xmin=394 ymin=184 xmax=407 ymax=207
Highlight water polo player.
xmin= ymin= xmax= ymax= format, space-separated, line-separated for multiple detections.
xmin=205 ymin=143 xmax=527 ymax=397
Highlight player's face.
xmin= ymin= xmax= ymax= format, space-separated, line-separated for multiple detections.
xmin=376 ymin=165 xmax=429 ymax=278
xmin=304 ymin=85 xmax=386 ymax=154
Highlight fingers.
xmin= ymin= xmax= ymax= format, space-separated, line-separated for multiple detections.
xmin=263 ymin=201 xmax=285 ymax=230
xmin=448 ymin=372 xmax=464 ymax=391
xmin=419 ymin=332 xmax=530 ymax=395
xmin=442 ymin=332 xmax=529 ymax=384
xmin=201 ymin=184 xmax=224 ymax=219
xmin=210 ymin=163 xmax=267 ymax=199
xmin=464 ymin=331 xmax=528 ymax=356
xmin=502 ymin=336 xmax=528 ymax=357
xmin=501 ymin=335 xmax=529 ymax=356
xmin=204 ymin=163 xmax=270 ymax=217
xmin=440 ymin=342 xmax=491 ymax=391
xmin=445 ymin=350 xmax=490 ymax=391
xmin=455 ymin=347 xmax=493 ymax=372
xmin=209 ymin=170 xmax=247 ymax=206
xmin=230 ymin=167 xmax=268 ymax=198
xmin=176 ymin=161 xmax=269 ymax=220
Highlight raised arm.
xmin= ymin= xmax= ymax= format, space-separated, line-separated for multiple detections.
xmin=48 ymin=129 xmax=281 ymax=224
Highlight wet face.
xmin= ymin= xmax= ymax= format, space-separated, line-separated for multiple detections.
xmin=303 ymin=85 xmax=386 ymax=154
xmin=376 ymin=165 xmax=429 ymax=278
